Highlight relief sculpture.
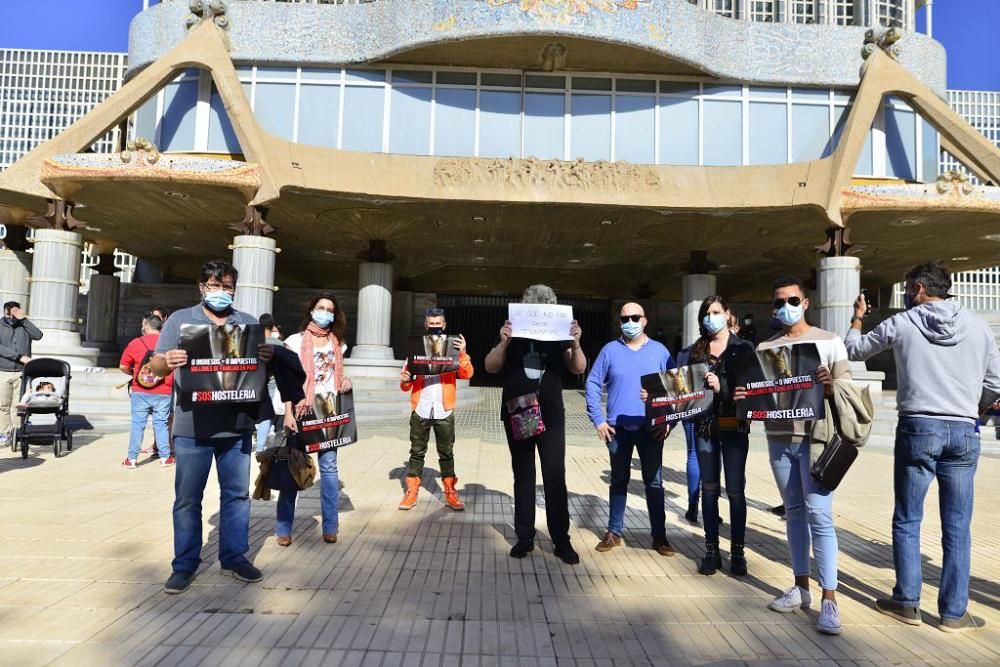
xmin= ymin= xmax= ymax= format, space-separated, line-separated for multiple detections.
xmin=434 ymin=157 xmax=661 ymax=191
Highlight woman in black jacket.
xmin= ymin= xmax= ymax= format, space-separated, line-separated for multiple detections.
xmin=677 ymin=295 xmax=755 ymax=576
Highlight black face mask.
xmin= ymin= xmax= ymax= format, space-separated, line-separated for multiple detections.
xmin=427 ymin=327 xmax=444 ymax=336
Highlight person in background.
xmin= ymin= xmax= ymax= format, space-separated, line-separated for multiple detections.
xmin=119 ymin=314 xmax=174 ymax=468
xmin=735 ymin=275 xmax=850 ymax=636
xmin=278 ymin=294 xmax=353 ymax=546
xmin=0 ymin=301 xmax=42 ymax=448
xmin=738 ymin=313 xmax=758 ymax=345
xmin=679 ymin=296 xmax=754 ymax=576
xmin=485 ymin=285 xmax=586 ymax=565
xmin=149 ymin=259 xmax=273 ymax=594
xmin=586 ymin=302 xmax=675 ymax=557
xmin=140 ymin=305 xmax=172 ymax=458
xmin=398 ymin=307 xmax=474 ymax=512
xmin=846 ymin=262 xmax=1000 ymax=633
xmin=254 ymin=313 xmax=283 ymax=453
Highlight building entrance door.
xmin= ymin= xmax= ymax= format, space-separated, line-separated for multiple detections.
xmin=438 ymin=295 xmax=612 ymax=388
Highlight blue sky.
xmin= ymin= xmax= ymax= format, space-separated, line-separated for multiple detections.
xmin=0 ymin=0 xmax=997 ymax=91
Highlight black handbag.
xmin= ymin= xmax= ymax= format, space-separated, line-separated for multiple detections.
xmin=265 ymin=430 xmax=301 ymax=493
xmin=810 ymin=399 xmax=858 ymax=491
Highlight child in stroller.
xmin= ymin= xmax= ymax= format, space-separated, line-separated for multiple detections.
xmin=13 ymin=358 xmax=72 ymax=459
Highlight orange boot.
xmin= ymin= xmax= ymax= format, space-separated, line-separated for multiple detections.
xmin=442 ymin=476 xmax=465 ymax=512
xmin=398 ymin=476 xmax=420 ymax=510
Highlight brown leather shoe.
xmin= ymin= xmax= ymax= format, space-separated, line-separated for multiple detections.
xmin=398 ymin=476 xmax=420 ymax=510
xmin=653 ymin=537 xmax=675 ymax=557
xmin=442 ymin=476 xmax=465 ymax=511
xmin=276 ymin=535 xmax=292 ymax=547
xmin=595 ymin=532 xmax=622 ymax=552
xmin=323 ymin=533 xmax=338 ymax=544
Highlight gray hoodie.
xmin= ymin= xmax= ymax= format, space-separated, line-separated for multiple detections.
xmin=845 ymin=301 xmax=1000 ymax=422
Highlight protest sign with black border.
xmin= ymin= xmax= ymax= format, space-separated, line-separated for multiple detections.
xmin=736 ymin=342 xmax=826 ymax=422
xmin=406 ymin=335 xmax=461 ymax=376
xmin=177 ymin=323 xmax=266 ymax=404
xmin=297 ymin=391 xmax=358 ymax=453
xmin=641 ymin=363 xmax=715 ymax=437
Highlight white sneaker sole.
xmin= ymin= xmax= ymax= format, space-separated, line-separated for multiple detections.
xmin=769 ymin=601 xmax=811 ymax=613
xmin=818 ymin=623 xmax=843 ymax=635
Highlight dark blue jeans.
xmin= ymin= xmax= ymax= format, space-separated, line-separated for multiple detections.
xmin=607 ymin=427 xmax=666 ymax=539
xmin=171 ymin=435 xmax=253 ymax=574
xmin=696 ymin=430 xmax=749 ymax=543
xmin=893 ymin=417 xmax=980 ymax=620
xmin=683 ymin=421 xmax=700 ymax=514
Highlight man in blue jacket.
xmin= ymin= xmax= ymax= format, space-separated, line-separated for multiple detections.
xmin=586 ymin=302 xmax=674 ymax=556
xmin=847 ymin=262 xmax=1000 ymax=634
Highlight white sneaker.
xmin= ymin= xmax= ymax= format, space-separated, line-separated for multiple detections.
xmin=817 ymin=599 xmax=843 ymax=635
xmin=769 ymin=585 xmax=812 ymax=613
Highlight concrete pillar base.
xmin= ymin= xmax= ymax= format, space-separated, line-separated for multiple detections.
xmin=31 ymin=330 xmax=100 ymax=369
xmin=342 ymin=358 xmax=404 ymax=378
xmin=349 ymin=344 xmax=397 ymax=361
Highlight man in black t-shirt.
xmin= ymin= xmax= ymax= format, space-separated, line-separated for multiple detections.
xmin=484 ymin=285 xmax=587 ymax=565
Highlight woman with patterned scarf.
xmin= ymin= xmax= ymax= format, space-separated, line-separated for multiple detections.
xmin=274 ymin=294 xmax=353 ymax=547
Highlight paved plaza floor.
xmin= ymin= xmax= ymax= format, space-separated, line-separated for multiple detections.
xmin=1 ymin=390 xmax=999 ymax=666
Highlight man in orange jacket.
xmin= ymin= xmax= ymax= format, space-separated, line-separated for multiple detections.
xmin=398 ymin=308 xmax=474 ymax=511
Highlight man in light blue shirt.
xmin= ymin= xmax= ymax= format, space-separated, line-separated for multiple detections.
xmin=586 ymin=302 xmax=674 ymax=556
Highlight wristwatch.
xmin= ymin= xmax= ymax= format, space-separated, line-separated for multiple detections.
xmin=850 ymin=315 xmax=863 ymax=324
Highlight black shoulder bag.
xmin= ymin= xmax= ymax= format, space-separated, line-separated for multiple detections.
xmin=810 ymin=397 xmax=858 ymax=492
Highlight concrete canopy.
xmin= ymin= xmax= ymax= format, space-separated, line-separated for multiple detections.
xmin=1 ymin=21 xmax=999 ymax=299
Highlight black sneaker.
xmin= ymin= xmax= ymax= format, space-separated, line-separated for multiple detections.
xmin=220 ymin=561 xmax=263 ymax=583
xmin=684 ymin=507 xmax=699 ymax=524
xmin=875 ymin=598 xmax=921 ymax=626
xmin=164 ymin=570 xmax=195 ymax=595
xmin=939 ymin=612 xmax=983 ymax=634
xmin=553 ymin=542 xmax=580 ymax=565
xmin=509 ymin=539 xmax=535 ymax=559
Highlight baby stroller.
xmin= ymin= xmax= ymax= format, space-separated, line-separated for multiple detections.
xmin=13 ymin=358 xmax=72 ymax=459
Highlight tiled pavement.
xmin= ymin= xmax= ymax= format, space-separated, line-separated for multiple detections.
xmin=1 ymin=392 xmax=998 ymax=666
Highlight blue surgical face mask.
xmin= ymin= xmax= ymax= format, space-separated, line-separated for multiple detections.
xmin=776 ymin=303 xmax=804 ymax=327
xmin=702 ymin=313 xmax=727 ymax=335
xmin=311 ymin=309 xmax=335 ymax=328
xmin=203 ymin=290 xmax=233 ymax=312
xmin=621 ymin=321 xmax=643 ymax=340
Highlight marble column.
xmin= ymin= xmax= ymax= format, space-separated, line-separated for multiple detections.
xmin=0 ymin=225 xmax=31 ymax=310
xmin=27 ymin=228 xmax=99 ymax=367
xmin=231 ymin=234 xmax=279 ymax=317
xmin=85 ymin=254 xmax=120 ymax=346
xmin=351 ymin=262 xmax=394 ymax=360
xmin=816 ymin=254 xmax=884 ymax=398
xmin=682 ymin=273 xmax=716 ymax=348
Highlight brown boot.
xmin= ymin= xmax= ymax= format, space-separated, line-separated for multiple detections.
xmin=442 ymin=476 xmax=465 ymax=511
xmin=398 ymin=476 xmax=420 ymax=510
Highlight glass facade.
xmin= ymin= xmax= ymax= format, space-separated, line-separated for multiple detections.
xmin=134 ymin=66 xmax=939 ymax=181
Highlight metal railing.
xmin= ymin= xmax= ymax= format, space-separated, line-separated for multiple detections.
xmin=689 ymin=0 xmax=914 ymax=29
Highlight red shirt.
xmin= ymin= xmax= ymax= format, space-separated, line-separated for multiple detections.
xmin=120 ymin=334 xmax=173 ymax=395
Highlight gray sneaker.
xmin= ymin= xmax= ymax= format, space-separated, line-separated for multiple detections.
xmin=875 ymin=598 xmax=921 ymax=626
xmin=939 ymin=612 xmax=984 ymax=634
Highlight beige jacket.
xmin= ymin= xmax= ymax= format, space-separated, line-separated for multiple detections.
xmin=809 ymin=378 xmax=876 ymax=464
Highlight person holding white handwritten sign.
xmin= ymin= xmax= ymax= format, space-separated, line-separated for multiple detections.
xmin=484 ymin=285 xmax=586 ymax=565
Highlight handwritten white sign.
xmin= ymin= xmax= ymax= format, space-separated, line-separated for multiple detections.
xmin=509 ymin=304 xmax=574 ymax=341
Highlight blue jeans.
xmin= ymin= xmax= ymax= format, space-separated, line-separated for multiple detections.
xmin=254 ymin=417 xmax=273 ymax=453
xmin=893 ymin=417 xmax=979 ymax=620
xmin=171 ymin=435 xmax=252 ymax=574
xmin=696 ymin=430 xmax=749 ymax=543
xmin=607 ymin=427 xmax=666 ymax=539
xmin=276 ymin=449 xmax=340 ymax=537
xmin=683 ymin=421 xmax=700 ymax=513
xmin=127 ymin=392 xmax=172 ymax=460
xmin=768 ymin=436 xmax=838 ymax=591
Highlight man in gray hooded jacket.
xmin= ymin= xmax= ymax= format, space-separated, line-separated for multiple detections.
xmin=846 ymin=262 xmax=1000 ymax=634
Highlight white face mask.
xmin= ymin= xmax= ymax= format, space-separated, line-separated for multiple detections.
xmin=702 ymin=313 xmax=727 ymax=335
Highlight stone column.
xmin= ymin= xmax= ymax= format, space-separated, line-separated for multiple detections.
xmin=351 ymin=262 xmax=394 ymax=360
xmin=231 ymin=234 xmax=279 ymax=317
xmin=0 ymin=225 xmax=31 ymax=310
xmin=27 ymin=228 xmax=99 ymax=367
xmin=682 ymin=273 xmax=716 ymax=348
xmin=85 ymin=254 xmax=120 ymax=345
xmin=816 ymin=256 xmax=860 ymax=338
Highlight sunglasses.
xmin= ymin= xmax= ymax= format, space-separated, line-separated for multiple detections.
xmin=773 ymin=296 xmax=803 ymax=308
xmin=619 ymin=314 xmax=643 ymax=323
